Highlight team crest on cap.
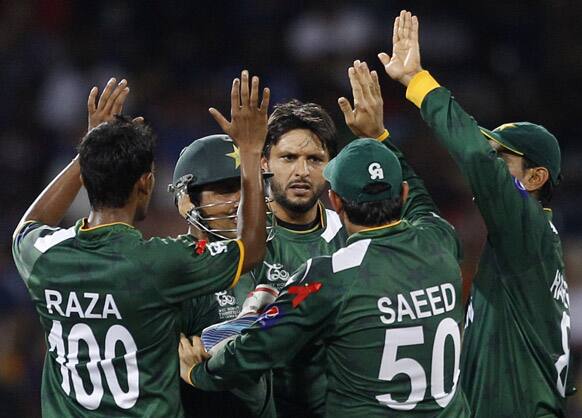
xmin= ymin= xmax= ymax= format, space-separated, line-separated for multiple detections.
xmin=368 ymin=162 xmax=384 ymax=180
xmin=225 ymin=144 xmax=241 ymax=168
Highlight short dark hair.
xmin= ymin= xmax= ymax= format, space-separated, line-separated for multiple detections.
xmin=79 ymin=115 xmax=156 ymax=209
xmin=264 ymin=99 xmax=337 ymax=158
xmin=340 ymin=184 xmax=403 ymax=226
xmin=522 ymin=157 xmax=560 ymax=205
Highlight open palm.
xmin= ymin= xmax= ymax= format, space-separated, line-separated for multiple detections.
xmin=379 ymin=10 xmax=422 ymax=86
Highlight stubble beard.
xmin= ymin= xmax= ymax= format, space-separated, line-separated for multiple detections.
xmin=269 ymin=179 xmax=323 ymax=214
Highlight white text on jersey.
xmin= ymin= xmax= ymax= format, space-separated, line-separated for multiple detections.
xmin=45 ymin=290 xmax=122 ymax=319
xmin=377 ymin=283 xmax=456 ymax=325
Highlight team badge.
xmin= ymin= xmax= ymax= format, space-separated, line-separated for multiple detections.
xmin=368 ymin=162 xmax=384 ymax=180
xmin=263 ymin=261 xmax=290 ymax=282
xmin=225 ymin=144 xmax=241 ymax=168
xmin=215 ymin=291 xmax=236 ymax=307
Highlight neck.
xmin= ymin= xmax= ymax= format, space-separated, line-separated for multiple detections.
xmin=271 ymin=200 xmax=320 ymax=225
xmin=342 ymin=215 xmax=401 ymax=236
xmin=87 ymin=207 xmax=136 ymax=228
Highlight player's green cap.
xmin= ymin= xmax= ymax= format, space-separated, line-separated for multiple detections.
xmin=323 ymin=139 xmax=403 ymax=203
xmin=479 ymin=122 xmax=561 ymax=185
xmin=169 ymin=134 xmax=241 ymax=193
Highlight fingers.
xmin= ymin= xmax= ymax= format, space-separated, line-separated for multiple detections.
xmin=87 ymin=86 xmax=98 ymax=114
xmin=259 ymin=87 xmax=270 ymax=114
xmin=371 ymin=70 xmax=382 ymax=97
xmin=209 ymin=107 xmax=231 ymax=133
xmin=411 ymin=15 xmax=419 ymax=42
xmin=378 ymin=52 xmax=391 ymax=69
xmin=240 ymin=70 xmax=250 ymax=107
xmin=337 ymin=97 xmax=354 ymax=123
xmin=230 ymin=78 xmax=240 ymax=112
xmin=403 ymin=10 xmax=411 ymax=40
xmin=397 ymin=10 xmax=405 ymax=40
xmin=97 ymin=77 xmax=117 ymax=110
xmin=250 ymin=76 xmax=259 ymax=108
xmin=392 ymin=16 xmax=399 ymax=45
xmin=110 ymin=83 xmax=130 ymax=115
xmin=348 ymin=67 xmax=363 ymax=105
xmin=354 ymin=60 xmax=373 ymax=99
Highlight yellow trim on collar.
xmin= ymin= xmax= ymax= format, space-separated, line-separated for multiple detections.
xmin=406 ymin=71 xmax=441 ymax=108
xmin=479 ymin=129 xmax=524 ymax=156
xmin=375 ymin=129 xmax=390 ymax=142
xmin=79 ymin=218 xmax=135 ymax=231
xmin=359 ymin=219 xmax=402 ymax=233
xmin=278 ymin=203 xmax=325 ymax=234
xmin=543 ymin=208 xmax=552 ymax=212
xmin=230 ymin=240 xmax=245 ymax=288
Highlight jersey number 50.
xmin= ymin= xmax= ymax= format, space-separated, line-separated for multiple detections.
xmin=376 ymin=317 xmax=461 ymax=410
xmin=48 ymin=320 xmax=139 ymax=410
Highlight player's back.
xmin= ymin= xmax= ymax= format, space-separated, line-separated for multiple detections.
xmin=321 ymin=219 xmax=470 ymax=417
xmin=13 ymin=219 xmax=243 ymax=417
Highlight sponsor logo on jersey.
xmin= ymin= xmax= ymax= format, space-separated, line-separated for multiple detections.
xmin=195 ymin=239 xmax=207 ymax=255
xmin=288 ymin=282 xmax=322 ymax=308
xmin=368 ymin=162 xmax=384 ymax=180
xmin=207 ymin=241 xmax=228 ymax=256
xmin=263 ymin=261 xmax=290 ymax=282
xmin=215 ymin=291 xmax=236 ymax=307
xmin=258 ymin=305 xmax=281 ymax=329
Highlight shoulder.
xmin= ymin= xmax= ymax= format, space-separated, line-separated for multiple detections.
xmin=321 ymin=208 xmax=344 ymax=243
xmin=331 ymin=238 xmax=373 ymax=273
xmin=12 ymin=221 xmax=77 ymax=279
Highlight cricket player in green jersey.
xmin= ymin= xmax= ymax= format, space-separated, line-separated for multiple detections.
xmin=380 ymin=10 xmax=576 ymax=417
xmin=170 ymin=134 xmax=276 ymax=418
xmin=181 ymin=66 xmax=470 ymax=416
xmin=12 ymin=71 xmax=270 ymax=417
xmin=255 ymin=99 xmax=347 ymax=418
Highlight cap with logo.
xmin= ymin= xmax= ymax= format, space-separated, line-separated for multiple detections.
xmin=479 ymin=122 xmax=561 ymax=185
xmin=323 ymin=138 xmax=403 ymax=203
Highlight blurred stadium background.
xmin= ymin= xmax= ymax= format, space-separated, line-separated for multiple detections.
xmin=1 ymin=1 xmax=580 ymax=416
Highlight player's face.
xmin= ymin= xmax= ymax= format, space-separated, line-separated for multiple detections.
xmin=488 ymin=140 xmax=526 ymax=180
xmin=262 ymin=129 xmax=329 ymax=214
xmin=198 ymin=178 xmax=241 ymax=239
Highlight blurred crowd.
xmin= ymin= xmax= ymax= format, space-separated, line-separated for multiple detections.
xmin=1 ymin=1 xmax=580 ymax=416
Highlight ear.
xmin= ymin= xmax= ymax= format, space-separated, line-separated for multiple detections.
xmin=261 ymin=155 xmax=269 ymax=172
xmin=524 ymin=167 xmax=549 ymax=192
xmin=328 ymin=190 xmax=344 ymax=214
xmin=400 ymin=181 xmax=410 ymax=204
xmin=137 ymin=172 xmax=155 ymax=195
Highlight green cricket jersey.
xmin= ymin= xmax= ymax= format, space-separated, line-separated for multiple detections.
xmin=252 ymin=204 xmax=347 ymax=418
xmin=180 ymin=268 xmax=275 ymax=418
xmin=12 ymin=219 xmax=243 ymax=418
xmin=191 ymin=140 xmax=470 ymax=418
xmin=409 ymin=71 xmax=576 ymax=417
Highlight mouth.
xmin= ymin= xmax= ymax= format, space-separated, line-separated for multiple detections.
xmin=287 ymin=183 xmax=312 ymax=197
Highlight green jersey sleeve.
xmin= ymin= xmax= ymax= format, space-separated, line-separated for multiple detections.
xmin=12 ymin=221 xmax=75 ymax=280
xmin=379 ymin=137 xmax=462 ymax=262
xmin=141 ymin=237 xmax=244 ymax=305
xmin=191 ymin=258 xmax=340 ymax=391
xmin=413 ymin=78 xmax=548 ymax=270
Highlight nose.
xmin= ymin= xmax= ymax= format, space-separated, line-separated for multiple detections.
xmin=294 ymin=158 xmax=309 ymax=177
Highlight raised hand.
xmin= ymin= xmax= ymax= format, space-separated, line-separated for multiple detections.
xmin=209 ymin=70 xmax=270 ymax=152
xmin=378 ymin=10 xmax=422 ymax=86
xmin=338 ymin=60 xmax=385 ymax=138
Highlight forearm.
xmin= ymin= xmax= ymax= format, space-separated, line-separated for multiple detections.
xmin=16 ymin=156 xmax=82 ymax=231
xmin=237 ymin=149 xmax=266 ymax=272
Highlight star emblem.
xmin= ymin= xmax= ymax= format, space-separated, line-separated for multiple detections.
xmin=225 ymin=144 xmax=240 ymax=168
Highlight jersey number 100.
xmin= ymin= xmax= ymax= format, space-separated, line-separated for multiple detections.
xmin=48 ymin=320 xmax=139 ymax=410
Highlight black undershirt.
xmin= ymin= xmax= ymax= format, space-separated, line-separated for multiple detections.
xmin=275 ymin=215 xmax=320 ymax=232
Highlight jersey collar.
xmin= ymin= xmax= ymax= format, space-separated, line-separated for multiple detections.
xmin=347 ymin=219 xmax=407 ymax=245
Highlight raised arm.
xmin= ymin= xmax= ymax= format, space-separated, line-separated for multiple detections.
xmin=207 ymin=71 xmax=269 ymax=273
xmin=14 ymin=78 xmax=135 ymax=234
xmin=379 ymin=10 xmax=545 ymax=264
xmin=337 ymin=58 xmax=440 ymax=224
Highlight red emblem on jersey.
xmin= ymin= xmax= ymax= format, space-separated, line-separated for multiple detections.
xmin=263 ymin=306 xmax=280 ymax=318
xmin=288 ymin=282 xmax=322 ymax=308
xmin=195 ymin=240 xmax=207 ymax=255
